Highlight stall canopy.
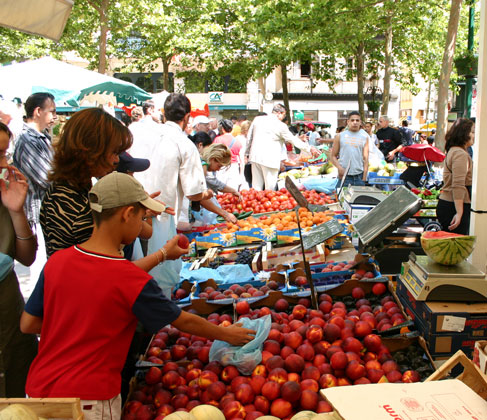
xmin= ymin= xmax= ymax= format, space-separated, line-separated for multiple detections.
xmin=0 ymin=57 xmax=152 ymax=107
xmin=0 ymin=0 xmax=73 ymax=41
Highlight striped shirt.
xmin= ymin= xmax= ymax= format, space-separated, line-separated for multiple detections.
xmin=13 ymin=124 xmax=53 ymax=224
xmin=40 ymin=182 xmax=94 ymax=258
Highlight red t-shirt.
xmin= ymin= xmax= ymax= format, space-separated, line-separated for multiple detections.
xmin=25 ymin=246 xmax=177 ymax=400
xmin=214 ymin=133 xmax=242 ymax=164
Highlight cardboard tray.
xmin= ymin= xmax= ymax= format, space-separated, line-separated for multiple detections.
xmin=0 ymin=398 xmax=83 ymax=419
xmin=426 ymin=350 xmax=487 ymax=400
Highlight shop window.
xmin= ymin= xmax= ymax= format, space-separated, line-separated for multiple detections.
xmin=300 ymin=62 xmax=311 ymax=78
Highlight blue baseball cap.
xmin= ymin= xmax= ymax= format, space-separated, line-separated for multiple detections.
xmin=117 ymin=152 xmax=150 ymax=173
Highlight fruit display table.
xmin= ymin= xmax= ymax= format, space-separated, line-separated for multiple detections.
xmin=124 ymin=278 xmax=433 ymax=420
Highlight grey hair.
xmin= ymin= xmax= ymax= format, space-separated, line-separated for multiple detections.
xmin=379 ymin=115 xmax=389 ymax=122
xmin=272 ymin=103 xmax=286 ymax=114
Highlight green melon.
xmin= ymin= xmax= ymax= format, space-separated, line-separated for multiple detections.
xmin=421 ymin=231 xmax=476 ymax=265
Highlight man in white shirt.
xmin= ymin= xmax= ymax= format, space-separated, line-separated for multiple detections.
xmin=246 ymin=104 xmax=320 ymax=190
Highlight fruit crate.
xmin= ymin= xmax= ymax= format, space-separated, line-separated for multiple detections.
xmin=426 ymin=350 xmax=487 ymax=400
xmin=260 ymin=242 xmax=328 ymax=270
xmin=0 ymin=398 xmax=83 ymax=419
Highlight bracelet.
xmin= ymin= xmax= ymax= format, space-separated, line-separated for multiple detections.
xmin=16 ymin=232 xmax=36 ymax=240
xmin=155 ymin=247 xmax=167 ymax=265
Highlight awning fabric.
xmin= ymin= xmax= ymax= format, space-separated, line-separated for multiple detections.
xmin=0 ymin=0 xmax=73 ymax=41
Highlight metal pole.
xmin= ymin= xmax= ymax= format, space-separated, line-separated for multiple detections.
xmin=465 ymin=3 xmax=476 ymax=118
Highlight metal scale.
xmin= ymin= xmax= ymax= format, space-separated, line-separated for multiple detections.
xmin=342 ymin=185 xmax=387 ymax=206
xmin=401 ymin=253 xmax=487 ymax=302
xmin=352 ymin=186 xmax=423 ymax=274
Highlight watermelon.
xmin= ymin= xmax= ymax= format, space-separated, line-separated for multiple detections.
xmin=421 ymin=231 xmax=476 ymax=265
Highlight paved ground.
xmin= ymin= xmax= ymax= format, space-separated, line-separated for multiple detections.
xmin=15 ymin=262 xmax=36 ymax=301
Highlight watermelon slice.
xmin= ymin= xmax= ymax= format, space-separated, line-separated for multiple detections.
xmin=421 ymin=231 xmax=476 ymax=266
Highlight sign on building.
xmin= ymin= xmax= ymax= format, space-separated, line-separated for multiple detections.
xmin=209 ymin=92 xmax=224 ymax=104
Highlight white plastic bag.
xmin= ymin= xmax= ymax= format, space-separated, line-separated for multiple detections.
xmin=147 ymin=213 xmax=182 ymax=298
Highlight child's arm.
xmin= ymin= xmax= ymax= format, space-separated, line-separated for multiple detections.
xmin=20 ymin=312 xmax=42 ymax=334
xmin=172 ymin=311 xmax=256 ymax=347
xmin=132 ymin=234 xmax=188 ymax=272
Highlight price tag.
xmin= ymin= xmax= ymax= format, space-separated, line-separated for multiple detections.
xmin=302 ymin=219 xmax=344 ymax=250
xmin=441 ymin=315 xmax=466 ymax=332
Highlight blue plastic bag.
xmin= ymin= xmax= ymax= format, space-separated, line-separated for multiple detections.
xmin=148 ymin=214 xmax=182 ymax=298
xmin=209 ymin=315 xmax=271 ymax=375
xmin=301 ymin=177 xmax=338 ymax=194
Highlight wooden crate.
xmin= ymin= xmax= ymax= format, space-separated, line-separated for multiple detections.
xmin=426 ymin=350 xmax=487 ymax=400
xmin=0 ymin=398 xmax=83 ymax=419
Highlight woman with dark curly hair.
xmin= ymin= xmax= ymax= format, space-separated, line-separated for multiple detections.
xmin=436 ymin=118 xmax=475 ymax=234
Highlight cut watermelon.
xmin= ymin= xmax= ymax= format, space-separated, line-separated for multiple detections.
xmin=421 ymin=231 xmax=476 ymax=266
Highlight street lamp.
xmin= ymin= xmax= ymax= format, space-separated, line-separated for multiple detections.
xmin=366 ymin=74 xmax=382 ymax=121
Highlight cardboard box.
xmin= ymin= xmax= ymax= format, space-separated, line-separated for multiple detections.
xmin=396 ymin=276 xmax=487 ymax=339
xmin=473 ymin=340 xmax=487 ymax=375
xmin=321 ymin=379 xmax=487 ymax=420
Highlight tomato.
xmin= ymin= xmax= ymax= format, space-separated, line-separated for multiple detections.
xmin=263 ymin=201 xmax=272 ymax=209
xmin=236 ymin=204 xmax=243 ymax=210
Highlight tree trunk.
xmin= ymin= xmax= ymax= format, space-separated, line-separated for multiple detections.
xmin=436 ymin=0 xmax=463 ymax=151
xmin=426 ymin=79 xmax=432 ymax=125
xmin=380 ymin=13 xmax=393 ymax=116
xmin=162 ymin=57 xmax=170 ymax=91
xmin=281 ymin=64 xmax=291 ymax=123
xmin=356 ymin=42 xmax=365 ymax=121
xmin=98 ymin=0 xmax=109 ymax=74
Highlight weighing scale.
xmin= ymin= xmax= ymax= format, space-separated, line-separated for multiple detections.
xmin=342 ymin=185 xmax=387 ymax=206
xmin=401 ymin=253 xmax=487 ymax=302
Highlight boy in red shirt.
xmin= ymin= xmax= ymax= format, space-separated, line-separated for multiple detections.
xmin=20 ymin=172 xmax=255 ymax=420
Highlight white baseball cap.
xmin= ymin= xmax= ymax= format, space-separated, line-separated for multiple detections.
xmin=193 ymin=115 xmax=210 ymax=125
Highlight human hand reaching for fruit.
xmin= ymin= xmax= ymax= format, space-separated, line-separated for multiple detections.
xmin=224 ymin=211 xmax=238 ymax=224
xmin=220 ymin=322 xmax=256 ymax=346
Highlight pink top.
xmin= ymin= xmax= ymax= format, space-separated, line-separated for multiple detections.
xmin=214 ymin=133 xmax=242 ymax=164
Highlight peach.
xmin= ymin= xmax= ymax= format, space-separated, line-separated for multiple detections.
xmin=261 ymin=380 xmax=281 ymax=401
xmin=207 ymin=381 xmax=226 ymax=401
xmin=250 ymin=374 xmax=266 ymax=394
xmin=222 ymin=400 xmax=246 ymax=419
xmin=268 ymin=368 xmax=288 ymax=385
xmin=302 ymin=366 xmax=321 ymax=382
xmin=341 ymin=337 xmax=363 ymax=354
xmin=230 ymin=376 xmax=250 ymax=393
xmin=236 ymin=300 xmax=250 ymax=315
xmin=306 ymin=324 xmax=324 ymax=343
xmin=354 ymin=377 xmax=371 ymax=385
xmin=171 ymin=394 xmax=189 ymax=409
xmin=280 ymin=380 xmax=301 ymax=403
xmin=251 ymin=364 xmax=267 ymax=378
xmin=381 ymin=360 xmax=400 ymax=374
xmin=351 ymin=287 xmax=365 ymax=299
xmin=268 ymin=329 xmax=284 ymax=343
xmin=162 ymin=371 xmax=180 ymax=390
xmin=386 ymin=370 xmax=403 ymax=383
xmin=270 ymin=398 xmax=293 ymax=419
xmin=354 ymin=320 xmax=372 ymax=338
xmin=345 ymin=360 xmax=366 ymax=381
xmin=284 ymin=331 xmax=303 ymax=349
xmin=263 ymin=340 xmax=281 ymax=355
xmin=300 ymin=378 xmax=319 ymax=392
xmin=337 ymin=377 xmax=351 ymax=386
xmin=222 ymin=365 xmax=240 ymax=383
xmin=296 ymin=343 xmax=315 ymax=361
xmin=300 ymin=389 xmax=319 ymax=411
xmin=323 ymin=324 xmax=341 ymax=343
xmin=284 ymin=353 xmax=305 ymax=373
xmin=363 ymin=334 xmax=382 ymax=353
xmin=280 ymin=346 xmax=295 ymax=359
xmin=330 ymin=352 xmax=348 ymax=370
xmin=319 ymin=373 xmax=337 ymax=388
xmin=265 ymin=355 xmax=285 ymax=371
xmin=155 ymin=404 xmax=173 ymax=417
xmin=274 ymin=298 xmax=289 ymax=312
xmin=313 ymin=340 xmax=331 ymax=355
xmin=292 ymin=304 xmax=308 ymax=320
xmin=235 ymin=383 xmax=255 ymax=405
xmin=317 ymin=400 xmax=334 ymax=413
xmin=319 ymin=300 xmax=332 ymax=314
xmin=198 ymin=370 xmax=218 ymax=390
xmin=367 ymin=368 xmax=386 ymax=383
xmin=402 ymin=370 xmax=421 ymax=383
xmin=254 ymin=395 xmax=270 ymax=414
xmin=145 ymin=367 xmax=162 ymax=385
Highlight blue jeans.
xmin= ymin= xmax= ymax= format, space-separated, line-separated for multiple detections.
xmin=344 ymin=173 xmax=365 ymax=186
